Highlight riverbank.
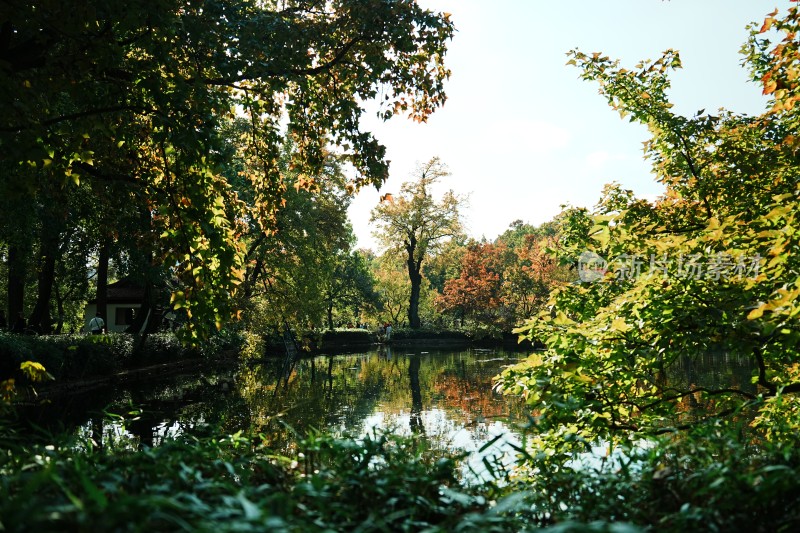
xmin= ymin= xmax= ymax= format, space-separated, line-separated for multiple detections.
xmin=2 ymin=328 xmax=532 ymax=402
xmin=268 ymin=328 xmax=534 ymax=355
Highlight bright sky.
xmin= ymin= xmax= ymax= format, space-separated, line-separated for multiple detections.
xmin=348 ymin=1 xmax=787 ymax=250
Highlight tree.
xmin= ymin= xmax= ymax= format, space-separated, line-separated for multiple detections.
xmin=239 ymin=149 xmax=355 ymax=333
xmin=434 ymin=220 xmax=568 ymax=336
xmin=437 ymin=242 xmax=507 ymax=333
xmin=370 ymin=158 xmax=465 ymax=328
xmin=369 ymin=254 xmax=410 ymax=327
xmin=322 ymin=250 xmax=379 ymax=330
xmin=0 ymin=1 xmax=454 ymax=339
xmin=497 ymin=223 xmax=569 ymax=325
xmin=498 ymin=5 xmax=800 ymax=455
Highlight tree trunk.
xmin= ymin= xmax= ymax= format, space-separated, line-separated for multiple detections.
xmin=405 ymin=236 xmax=422 ymax=329
xmin=408 ymin=268 xmax=421 ymax=328
xmin=28 ymin=225 xmax=61 ymax=333
xmin=327 ymin=301 xmax=334 ymax=331
xmin=6 ymin=244 xmax=26 ymax=324
xmin=96 ymin=238 xmax=110 ymax=323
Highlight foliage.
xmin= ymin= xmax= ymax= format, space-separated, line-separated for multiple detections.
xmin=438 ymin=242 xmax=509 ymax=335
xmin=436 ymin=224 xmax=569 ymax=337
xmin=1 ymin=0 xmax=454 ymax=339
xmin=1 ymin=361 xmax=54 ymax=404
xmin=367 ymin=252 xmax=410 ymax=326
xmin=499 ymin=5 xmax=800 ymax=454
xmin=371 ymin=157 xmax=466 ymax=328
xmin=500 ymin=229 xmax=571 ymax=324
xmin=0 ymin=331 xmax=236 ymax=383
xmin=506 ymin=418 xmax=800 ymax=531
xmin=0 ymin=427 xmax=530 ymax=532
xmin=4 ymin=415 xmax=800 ymax=531
xmin=323 ymin=249 xmax=380 ymax=330
xmin=237 ymin=147 xmax=381 ymax=335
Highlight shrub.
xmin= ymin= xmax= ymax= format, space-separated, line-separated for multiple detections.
xmin=0 ymin=427 xmax=532 ymax=532
xmin=0 ymin=331 xmax=243 ymax=384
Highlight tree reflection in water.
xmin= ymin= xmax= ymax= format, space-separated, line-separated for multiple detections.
xmin=28 ymin=347 xmax=754 ymax=470
xmin=408 ymin=353 xmax=425 ymax=435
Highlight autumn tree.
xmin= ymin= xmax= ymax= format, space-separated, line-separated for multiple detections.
xmin=370 ymin=158 xmax=465 ymax=328
xmin=435 ymin=220 xmax=568 ymax=336
xmin=497 ymin=221 xmax=569 ymax=323
xmin=437 ymin=242 xmax=508 ymax=334
xmin=498 ymin=5 xmax=800 ymax=456
xmin=0 ymin=1 xmax=454 ymax=339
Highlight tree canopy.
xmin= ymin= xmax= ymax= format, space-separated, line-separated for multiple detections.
xmin=1 ymin=0 xmax=453 ymax=338
xmin=370 ymin=157 xmax=464 ymax=328
xmin=498 ymin=4 xmax=800 ymax=454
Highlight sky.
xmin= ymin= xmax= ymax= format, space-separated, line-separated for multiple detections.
xmin=347 ymin=0 xmax=788 ymax=250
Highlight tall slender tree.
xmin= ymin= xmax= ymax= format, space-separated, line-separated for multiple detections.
xmin=371 ymin=158 xmax=465 ymax=328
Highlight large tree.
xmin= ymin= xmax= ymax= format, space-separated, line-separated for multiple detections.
xmin=498 ymin=5 xmax=800 ymax=454
xmin=239 ymin=150 xmax=355 ymax=332
xmin=370 ymin=157 xmax=464 ymax=328
xmin=0 ymin=0 xmax=454 ymax=339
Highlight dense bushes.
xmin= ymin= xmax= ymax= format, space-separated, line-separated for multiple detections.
xmin=3 ymin=409 xmax=798 ymax=531
xmin=315 ymin=328 xmax=374 ymax=350
xmin=506 ymin=419 xmax=800 ymax=531
xmin=0 ymin=331 xmax=241 ymax=383
xmin=0 ymin=428 xmax=522 ymax=532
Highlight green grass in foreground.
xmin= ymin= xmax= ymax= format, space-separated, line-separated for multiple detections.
xmin=1 ymin=418 xmax=799 ymax=532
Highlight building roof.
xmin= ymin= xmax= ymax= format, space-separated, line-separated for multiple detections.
xmin=88 ymin=278 xmax=145 ymax=304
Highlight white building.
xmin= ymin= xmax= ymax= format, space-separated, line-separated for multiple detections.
xmin=83 ymin=279 xmax=144 ymax=333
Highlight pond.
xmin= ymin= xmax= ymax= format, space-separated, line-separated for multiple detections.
xmin=24 ymin=347 xmax=532 ymax=478
xmin=21 ymin=345 xmax=757 ymax=479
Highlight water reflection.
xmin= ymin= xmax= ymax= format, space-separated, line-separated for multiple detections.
xmin=23 ymin=347 xmax=756 ymax=475
xmin=245 ymin=348 xmax=531 ymax=456
xmin=24 ymin=348 xmax=528 ymax=457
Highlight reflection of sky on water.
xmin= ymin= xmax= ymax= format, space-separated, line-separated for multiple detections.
xmin=73 ymin=417 xmax=203 ymax=451
xmin=51 ymin=347 xmax=531 ymax=476
xmin=40 ymin=347 xmax=752 ymax=481
xmin=359 ymin=409 xmax=522 ymax=484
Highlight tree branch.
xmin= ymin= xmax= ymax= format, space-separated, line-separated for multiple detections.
xmin=1 ymin=104 xmax=154 ymax=133
xmin=197 ymin=36 xmax=361 ymax=86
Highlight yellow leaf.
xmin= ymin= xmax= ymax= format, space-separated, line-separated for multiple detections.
xmin=610 ymin=317 xmax=631 ymax=332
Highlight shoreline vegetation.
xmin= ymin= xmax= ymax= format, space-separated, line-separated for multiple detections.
xmin=0 ymin=329 xmax=532 ymax=402
xmin=1 ymin=411 xmax=798 ymax=532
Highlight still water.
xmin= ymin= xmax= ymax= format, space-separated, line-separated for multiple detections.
xmin=32 ymin=347 xmax=530 ymax=477
xmin=27 ymin=346 xmax=756 ymax=478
